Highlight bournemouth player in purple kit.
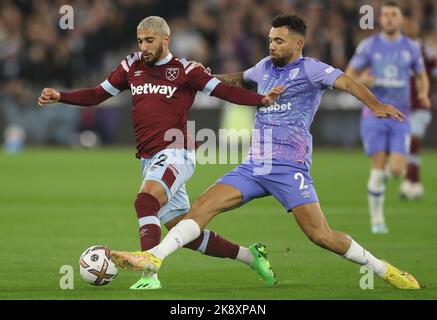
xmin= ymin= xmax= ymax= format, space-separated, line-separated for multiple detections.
xmin=112 ymin=14 xmax=421 ymax=289
xmin=346 ymin=2 xmax=430 ymax=234
xmin=38 ymin=16 xmax=285 ymax=290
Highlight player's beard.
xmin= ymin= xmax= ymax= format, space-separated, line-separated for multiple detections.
xmin=271 ymin=52 xmax=293 ymax=67
xmin=144 ymin=44 xmax=164 ymax=67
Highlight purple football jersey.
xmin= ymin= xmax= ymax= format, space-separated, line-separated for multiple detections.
xmin=243 ymin=56 xmax=343 ymax=169
xmin=349 ymin=33 xmax=425 ymax=118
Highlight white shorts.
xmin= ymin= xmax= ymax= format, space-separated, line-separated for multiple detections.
xmin=410 ymin=109 xmax=432 ymax=139
xmin=141 ymin=148 xmax=196 ymax=225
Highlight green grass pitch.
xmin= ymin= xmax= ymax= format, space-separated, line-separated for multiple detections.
xmin=0 ymin=148 xmax=436 ymax=300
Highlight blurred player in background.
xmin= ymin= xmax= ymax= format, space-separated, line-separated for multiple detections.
xmin=399 ymin=17 xmax=436 ymax=200
xmin=111 ymin=14 xmax=421 ymax=290
xmin=346 ymin=1 xmax=430 ymax=234
xmin=38 ymin=16 xmax=284 ymax=290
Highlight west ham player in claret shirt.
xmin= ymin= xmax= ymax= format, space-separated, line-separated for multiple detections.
xmin=110 ymin=14 xmax=421 ymax=290
xmin=37 ymin=16 xmax=284 ymax=290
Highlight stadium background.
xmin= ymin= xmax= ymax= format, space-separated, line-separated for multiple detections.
xmin=1 ymin=0 xmax=437 ymax=300
xmin=0 ymin=0 xmax=436 ymax=148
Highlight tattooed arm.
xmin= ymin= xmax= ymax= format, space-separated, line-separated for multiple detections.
xmin=213 ymin=72 xmax=255 ymax=89
xmin=186 ymin=61 xmax=256 ymax=89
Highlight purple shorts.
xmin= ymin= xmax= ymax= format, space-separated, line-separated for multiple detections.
xmin=360 ymin=117 xmax=411 ymax=156
xmin=217 ymin=160 xmax=319 ymax=212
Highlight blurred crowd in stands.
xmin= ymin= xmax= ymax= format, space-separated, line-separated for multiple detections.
xmin=1 ymin=0 xmax=436 ymax=149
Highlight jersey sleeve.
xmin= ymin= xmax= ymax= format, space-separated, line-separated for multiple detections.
xmin=349 ymin=38 xmax=372 ymax=71
xmin=304 ymin=59 xmax=344 ymax=89
xmin=186 ymin=66 xmax=221 ymax=95
xmin=243 ymin=58 xmax=267 ymax=84
xmin=100 ymin=59 xmax=130 ymax=96
xmin=411 ymin=42 xmax=426 ymax=74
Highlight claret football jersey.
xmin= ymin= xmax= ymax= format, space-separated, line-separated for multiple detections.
xmin=100 ymin=52 xmax=220 ymax=158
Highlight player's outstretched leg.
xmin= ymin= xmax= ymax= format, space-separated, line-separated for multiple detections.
xmin=293 ymin=202 xmax=420 ymax=289
xmin=112 ymin=184 xmax=277 ymax=288
xmin=112 ymin=184 xmax=277 ymax=285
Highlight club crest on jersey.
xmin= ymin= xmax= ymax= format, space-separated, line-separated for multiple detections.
xmin=166 ymin=67 xmax=179 ymax=81
xmin=289 ymin=68 xmax=300 ymax=80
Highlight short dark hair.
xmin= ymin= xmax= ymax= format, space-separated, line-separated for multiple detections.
xmin=382 ymin=1 xmax=403 ymax=12
xmin=271 ymin=14 xmax=307 ymax=37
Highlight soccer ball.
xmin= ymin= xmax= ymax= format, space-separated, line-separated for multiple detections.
xmin=79 ymin=245 xmax=118 ymax=286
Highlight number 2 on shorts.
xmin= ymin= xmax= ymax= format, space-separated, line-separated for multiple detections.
xmin=153 ymin=154 xmax=168 ymax=167
xmin=294 ymin=172 xmax=308 ymax=190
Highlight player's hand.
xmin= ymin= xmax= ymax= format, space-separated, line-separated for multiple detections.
xmin=262 ymin=86 xmax=286 ymax=106
xmin=38 ymin=88 xmax=60 ymax=106
xmin=187 ymin=61 xmax=211 ymax=75
xmin=372 ymin=103 xmax=406 ymax=122
xmin=418 ymin=94 xmax=432 ymax=109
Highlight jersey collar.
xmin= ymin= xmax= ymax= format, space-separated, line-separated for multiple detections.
xmin=155 ymin=52 xmax=173 ymax=66
xmin=379 ymin=33 xmax=404 ymax=44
